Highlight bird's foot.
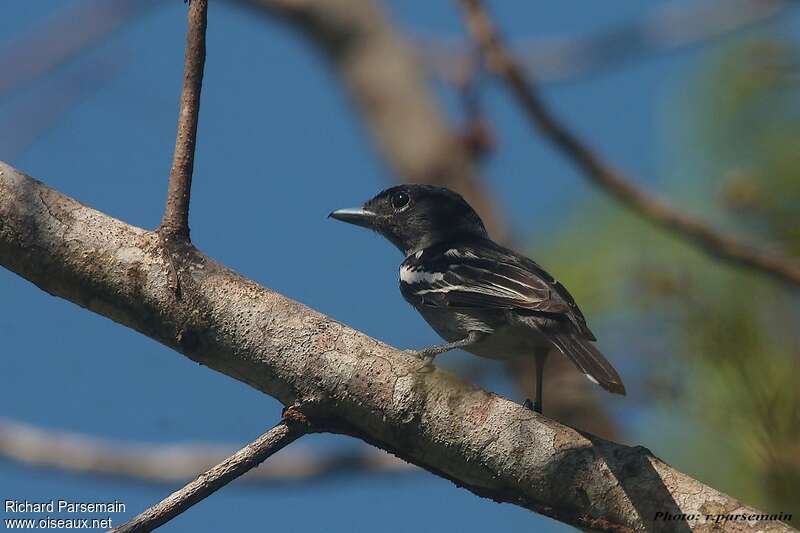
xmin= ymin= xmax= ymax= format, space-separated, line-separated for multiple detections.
xmin=523 ymin=398 xmax=533 ymax=410
xmin=406 ymin=350 xmax=436 ymax=373
xmin=418 ymin=356 xmax=435 ymax=373
xmin=522 ymin=398 xmax=542 ymax=414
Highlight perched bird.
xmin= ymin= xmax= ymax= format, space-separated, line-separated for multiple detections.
xmin=329 ymin=185 xmax=625 ymax=413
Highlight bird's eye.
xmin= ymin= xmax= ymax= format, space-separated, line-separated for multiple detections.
xmin=391 ymin=191 xmax=411 ymax=211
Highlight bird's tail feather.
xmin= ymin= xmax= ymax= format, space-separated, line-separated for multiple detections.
xmin=549 ymin=334 xmax=626 ymax=395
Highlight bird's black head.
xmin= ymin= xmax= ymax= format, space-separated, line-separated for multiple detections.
xmin=329 ymin=185 xmax=488 ymax=256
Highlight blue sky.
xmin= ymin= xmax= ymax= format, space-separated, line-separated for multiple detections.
xmin=1 ymin=1 xmax=797 ymax=531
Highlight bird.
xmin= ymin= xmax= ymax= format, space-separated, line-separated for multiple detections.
xmin=329 ymin=184 xmax=625 ymax=413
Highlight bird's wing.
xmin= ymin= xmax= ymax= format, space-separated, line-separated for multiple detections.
xmin=400 ymin=242 xmax=596 ymax=340
xmin=402 ymin=259 xmax=562 ymax=311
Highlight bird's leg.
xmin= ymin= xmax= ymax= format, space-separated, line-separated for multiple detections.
xmin=533 ymin=352 xmax=547 ymax=414
xmin=412 ymin=331 xmax=486 ymax=370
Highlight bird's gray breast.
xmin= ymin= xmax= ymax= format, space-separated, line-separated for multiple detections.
xmin=415 ymin=307 xmax=551 ymax=360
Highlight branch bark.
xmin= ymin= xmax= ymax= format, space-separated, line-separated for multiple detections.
xmin=459 ymin=0 xmax=800 ymax=288
xmin=112 ymin=406 xmax=311 ymax=533
xmin=0 ymin=161 xmax=792 ymax=532
xmin=0 ymin=0 xmax=614 ymax=462
xmin=160 ymin=0 xmax=208 ymax=241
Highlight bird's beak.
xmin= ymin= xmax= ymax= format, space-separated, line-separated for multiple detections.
xmin=328 ymin=207 xmax=377 ymax=229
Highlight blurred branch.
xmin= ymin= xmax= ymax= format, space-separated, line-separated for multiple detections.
xmin=508 ymin=355 xmax=618 ymax=437
xmin=520 ymin=0 xmax=789 ymax=83
xmin=459 ymin=0 xmax=800 ymax=288
xmin=0 ymin=0 xmax=505 ymax=237
xmin=0 ymin=0 xmax=157 ymax=99
xmin=1 ymin=162 xmax=791 ymax=532
xmin=160 ymin=0 xmax=208 ymax=241
xmin=423 ymin=0 xmax=789 ymax=84
xmin=238 ymin=0 xmax=623 ymax=438
xmin=0 ymin=0 xmax=614 ymax=456
xmin=0 ymin=57 xmax=124 ymax=161
xmin=113 ymin=406 xmax=312 ymax=533
xmin=238 ymin=0 xmax=507 ymax=240
xmin=451 ymin=54 xmax=495 ymax=163
xmin=0 ymin=418 xmax=410 ymax=484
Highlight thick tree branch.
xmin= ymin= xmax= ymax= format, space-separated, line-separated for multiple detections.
xmin=0 ymin=0 xmax=614 ymax=446
xmin=112 ymin=405 xmax=311 ymax=533
xmin=160 ymin=0 xmax=208 ymax=241
xmin=459 ymin=0 xmax=800 ymax=288
xmin=0 ymin=162 xmax=792 ymax=532
xmin=0 ymin=418 xmax=409 ymax=484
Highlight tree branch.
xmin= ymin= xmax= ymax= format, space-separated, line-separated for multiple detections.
xmin=0 ymin=161 xmax=792 ymax=532
xmin=0 ymin=0 xmax=615 ymax=444
xmin=112 ymin=405 xmax=312 ymax=533
xmin=458 ymin=0 xmax=800 ymax=288
xmin=160 ymin=0 xmax=208 ymax=241
xmin=422 ymin=0 xmax=789 ymax=84
xmin=0 ymin=417 xmax=410 ymax=484
xmin=239 ymin=0 xmax=619 ymax=438
xmin=516 ymin=0 xmax=788 ymax=83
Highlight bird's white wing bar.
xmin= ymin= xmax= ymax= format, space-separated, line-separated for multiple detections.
xmin=400 ymin=265 xmax=445 ymax=284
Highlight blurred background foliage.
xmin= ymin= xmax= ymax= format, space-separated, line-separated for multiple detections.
xmin=540 ymin=33 xmax=800 ymax=513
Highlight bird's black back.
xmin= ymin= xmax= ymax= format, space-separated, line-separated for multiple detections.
xmin=399 ymin=238 xmax=596 ymax=341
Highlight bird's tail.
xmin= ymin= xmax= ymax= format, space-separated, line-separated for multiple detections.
xmin=549 ymin=334 xmax=626 ymax=395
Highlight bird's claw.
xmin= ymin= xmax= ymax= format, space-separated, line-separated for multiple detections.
xmin=523 ymin=398 xmax=534 ymax=410
xmin=522 ymin=398 xmax=542 ymax=414
xmin=406 ymin=350 xmax=436 ymax=372
xmin=418 ymin=355 xmax=436 ymax=372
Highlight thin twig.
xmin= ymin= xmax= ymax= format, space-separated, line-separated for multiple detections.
xmin=159 ymin=0 xmax=208 ymax=241
xmin=459 ymin=0 xmax=800 ymax=288
xmin=422 ymin=0 xmax=788 ymax=84
xmin=111 ymin=407 xmax=312 ymax=533
xmin=516 ymin=0 xmax=788 ymax=83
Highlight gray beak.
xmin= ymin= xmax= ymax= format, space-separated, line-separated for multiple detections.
xmin=328 ymin=207 xmax=377 ymax=229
